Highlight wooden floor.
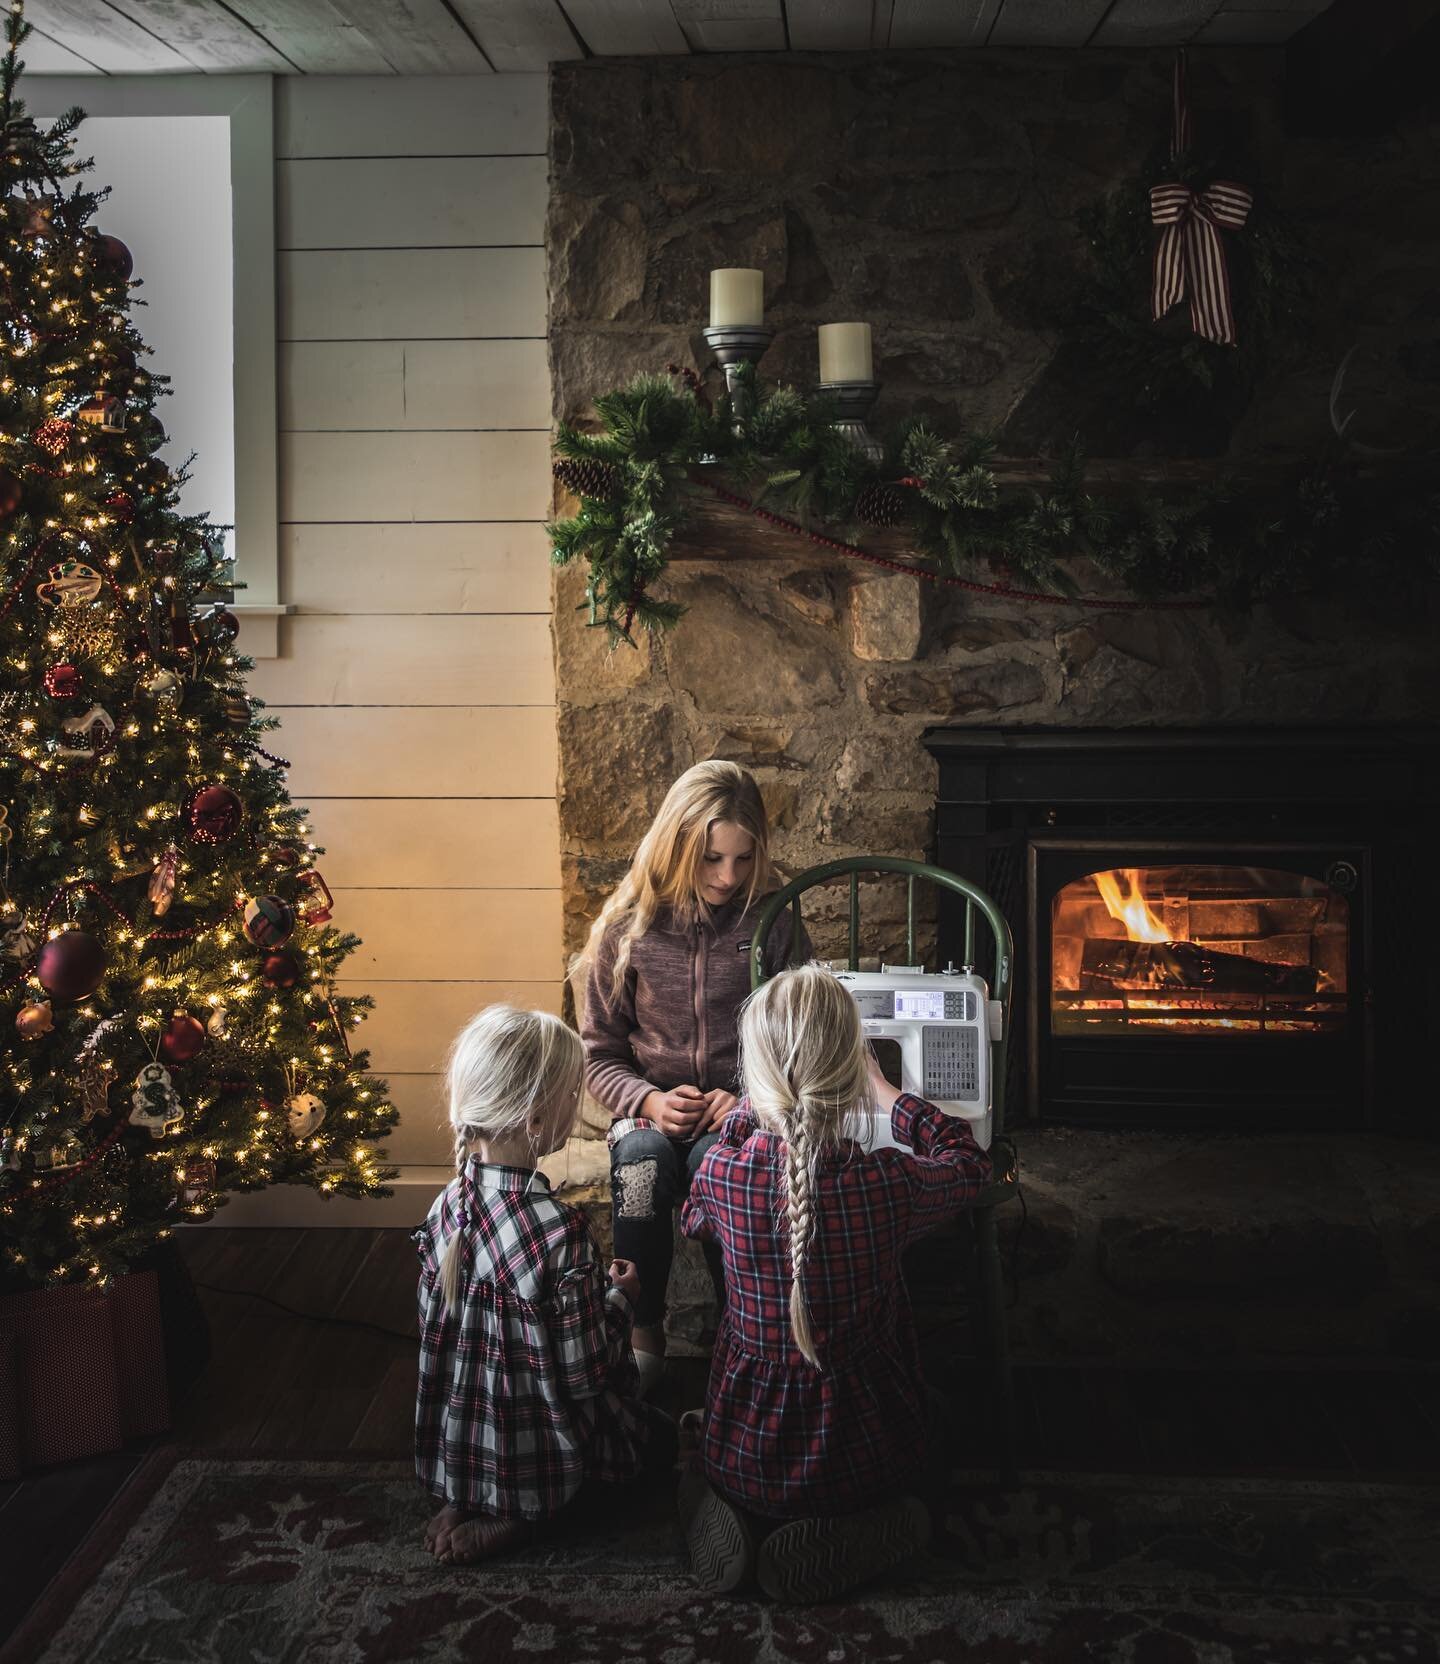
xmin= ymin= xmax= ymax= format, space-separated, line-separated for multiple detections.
xmin=4 ymin=1225 xmax=1440 ymax=1646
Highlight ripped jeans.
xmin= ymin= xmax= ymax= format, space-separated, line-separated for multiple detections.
xmin=610 ymin=1125 xmax=724 ymax=1330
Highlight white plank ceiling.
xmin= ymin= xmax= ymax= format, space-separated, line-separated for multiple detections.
xmin=26 ymin=0 xmax=1338 ymax=75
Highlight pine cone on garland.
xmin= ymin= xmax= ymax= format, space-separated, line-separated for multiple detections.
xmin=554 ymin=456 xmax=620 ymax=501
xmin=854 ymin=482 xmax=910 ymax=529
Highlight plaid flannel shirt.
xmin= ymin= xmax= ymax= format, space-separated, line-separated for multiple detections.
xmin=414 ymin=1160 xmax=653 ymax=1521
xmin=680 ymin=1093 xmax=992 ymax=1519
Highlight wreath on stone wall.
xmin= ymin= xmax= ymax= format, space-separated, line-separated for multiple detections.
xmin=549 ymin=371 xmax=1438 ymax=646
xmin=1075 ymin=141 xmax=1311 ymax=420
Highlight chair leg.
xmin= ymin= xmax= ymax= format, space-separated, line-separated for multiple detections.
xmin=973 ymin=1204 xmax=1017 ymax=1485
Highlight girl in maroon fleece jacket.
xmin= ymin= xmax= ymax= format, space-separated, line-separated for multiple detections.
xmin=579 ymin=761 xmax=806 ymax=1393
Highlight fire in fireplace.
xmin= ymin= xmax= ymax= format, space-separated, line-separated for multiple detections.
xmin=923 ymin=727 xmax=1437 ymax=1133
xmin=1051 ymin=863 xmax=1349 ymax=1037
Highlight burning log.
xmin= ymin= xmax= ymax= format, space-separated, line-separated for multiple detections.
xmin=1080 ymin=936 xmax=1320 ymax=996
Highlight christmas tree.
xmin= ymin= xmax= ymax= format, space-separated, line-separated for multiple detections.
xmin=0 ymin=5 xmax=398 ymax=1290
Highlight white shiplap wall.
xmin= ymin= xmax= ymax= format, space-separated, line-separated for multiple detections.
xmin=248 ymin=76 xmax=561 ymax=1196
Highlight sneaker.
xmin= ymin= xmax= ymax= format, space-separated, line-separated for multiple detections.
xmin=678 ymin=1467 xmax=756 ymax=1594
xmin=756 ymin=1494 xmax=931 ymax=1604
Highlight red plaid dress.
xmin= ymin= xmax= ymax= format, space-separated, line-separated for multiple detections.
xmin=415 ymin=1160 xmax=655 ymax=1521
xmin=680 ymin=1094 xmax=991 ymax=1519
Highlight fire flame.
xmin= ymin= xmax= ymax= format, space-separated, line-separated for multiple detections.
xmin=1092 ymin=868 xmax=1168 ymax=944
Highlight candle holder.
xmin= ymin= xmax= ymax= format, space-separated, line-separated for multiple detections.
xmin=818 ymin=380 xmax=884 ymax=464
xmin=703 ymin=325 xmax=774 ymax=432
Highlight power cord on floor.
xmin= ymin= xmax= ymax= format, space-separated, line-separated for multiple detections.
xmin=195 ymin=1280 xmax=417 ymax=1344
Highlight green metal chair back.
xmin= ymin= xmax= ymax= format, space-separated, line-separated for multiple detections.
xmin=747 ymin=856 xmax=1015 ymax=1139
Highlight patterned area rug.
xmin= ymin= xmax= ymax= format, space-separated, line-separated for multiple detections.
xmin=7 ymin=1453 xmax=1438 ymax=1663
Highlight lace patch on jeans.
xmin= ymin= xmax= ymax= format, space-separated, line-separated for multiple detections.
xmin=614 ymin=1156 xmax=660 ymax=1221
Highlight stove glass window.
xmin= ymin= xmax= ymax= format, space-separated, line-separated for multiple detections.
xmin=1051 ymin=865 xmax=1349 ymax=1036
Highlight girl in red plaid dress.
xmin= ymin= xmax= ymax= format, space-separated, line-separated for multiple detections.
xmin=678 ymin=965 xmax=992 ymax=1602
xmin=415 ymin=1006 xmax=673 ymax=1565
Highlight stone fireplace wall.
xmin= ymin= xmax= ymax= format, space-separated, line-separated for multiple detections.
xmin=548 ymin=49 xmax=1440 ymax=986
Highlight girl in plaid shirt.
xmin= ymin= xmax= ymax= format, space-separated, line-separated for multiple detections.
xmin=678 ymin=965 xmax=992 ymax=1602
xmin=415 ymin=1006 xmax=673 ymax=1565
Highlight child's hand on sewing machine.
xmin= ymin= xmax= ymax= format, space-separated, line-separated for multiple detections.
xmin=866 ymin=1048 xmax=900 ymax=1115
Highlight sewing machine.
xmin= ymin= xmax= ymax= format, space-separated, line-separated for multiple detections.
xmin=836 ymin=964 xmax=1000 ymax=1152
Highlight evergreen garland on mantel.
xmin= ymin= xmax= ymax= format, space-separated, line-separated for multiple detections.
xmin=548 ymin=370 xmax=1439 ymax=647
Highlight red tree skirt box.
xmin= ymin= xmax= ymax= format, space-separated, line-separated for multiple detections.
xmin=0 ymin=1270 xmax=171 ymax=1476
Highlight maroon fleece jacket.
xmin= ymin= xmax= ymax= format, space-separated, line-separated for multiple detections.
xmin=582 ymin=896 xmax=808 ymax=1122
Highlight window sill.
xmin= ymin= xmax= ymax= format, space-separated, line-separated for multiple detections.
xmin=232 ymin=604 xmax=291 ymax=659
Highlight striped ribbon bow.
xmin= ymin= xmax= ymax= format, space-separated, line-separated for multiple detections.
xmin=1150 ymin=50 xmax=1252 ymax=346
xmin=1150 ymin=179 xmax=1253 ymax=345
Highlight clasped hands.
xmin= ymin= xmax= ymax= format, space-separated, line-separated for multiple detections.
xmin=641 ymin=1084 xmax=738 ymax=1138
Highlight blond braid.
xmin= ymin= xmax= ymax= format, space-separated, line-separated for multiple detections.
xmin=738 ymin=965 xmax=872 ymax=1371
xmin=438 ymin=1123 xmax=472 ymax=1314
xmin=784 ymin=1102 xmax=820 ymax=1366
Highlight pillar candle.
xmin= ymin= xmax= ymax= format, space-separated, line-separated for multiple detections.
xmin=709 ymin=268 xmax=764 ymax=328
xmin=819 ymin=322 xmax=873 ymax=383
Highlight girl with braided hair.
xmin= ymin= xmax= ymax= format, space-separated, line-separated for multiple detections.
xmin=414 ymin=1005 xmax=674 ymax=1565
xmin=678 ymin=964 xmax=992 ymax=1602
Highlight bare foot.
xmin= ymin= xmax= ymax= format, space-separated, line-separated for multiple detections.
xmin=436 ymin=1517 xmax=534 ymax=1566
xmin=424 ymin=1504 xmax=465 ymax=1558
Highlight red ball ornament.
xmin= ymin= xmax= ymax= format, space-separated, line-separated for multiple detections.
xmin=0 ymin=466 xmax=21 ymax=519
xmin=91 ymin=233 xmax=134 ymax=281
xmin=103 ymin=490 xmax=136 ymax=524
xmin=158 ymin=1010 xmax=206 ymax=1065
xmin=271 ymin=845 xmax=303 ymax=871
xmin=186 ymin=784 xmax=244 ymax=845
xmin=35 ymin=930 xmax=107 ymax=1002
xmin=261 ymin=950 xmax=303 ymax=989
xmin=43 ymin=663 xmax=82 ymax=701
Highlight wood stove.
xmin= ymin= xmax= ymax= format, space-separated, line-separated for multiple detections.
xmin=923 ymin=727 xmax=1439 ymax=1132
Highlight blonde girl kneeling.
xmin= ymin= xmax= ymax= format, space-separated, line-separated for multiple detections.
xmin=415 ymin=1006 xmax=674 ymax=1565
xmin=679 ymin=964 xmax=992 ymax=1601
